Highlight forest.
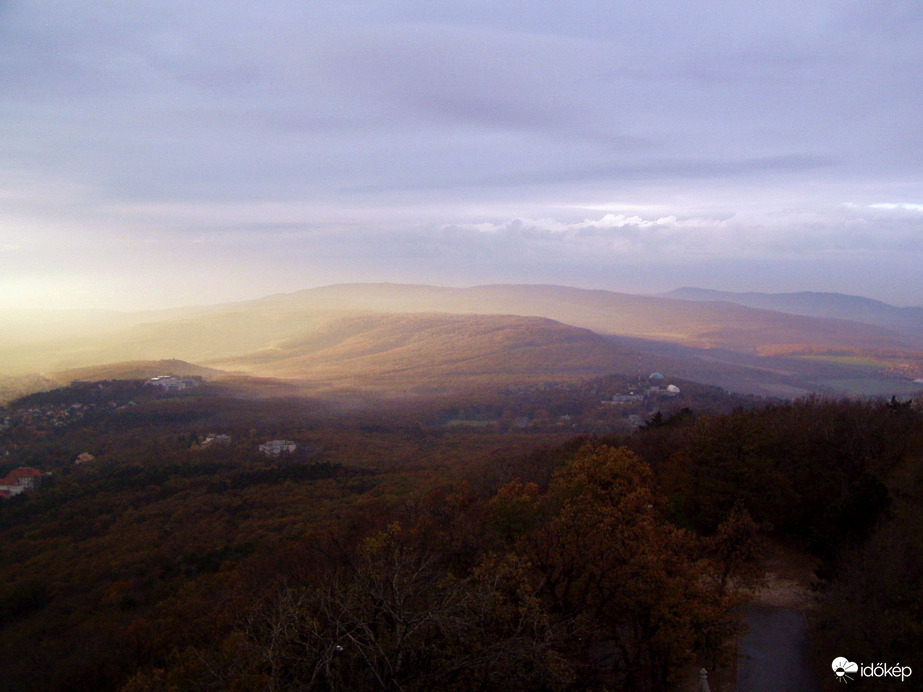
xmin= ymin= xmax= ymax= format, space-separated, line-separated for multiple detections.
xmin=0 ymin=380 xmax=921 ymax=691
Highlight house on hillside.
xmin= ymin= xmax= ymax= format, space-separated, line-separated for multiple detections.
xmin=202 ymin=434 xmax=232 ymax=447
xmin=0 ymin=467 xmax=42 ymax=497
xmin=606 ymin=393 xmax=644 ymax=404
xmin=146 ymin=376 xmax=186 ymax=391
xmin=145 ymin=376 xmax=200 ymax=392
xmin=259 ymin=440 xmax=297 ymax=456
xmin=74 ymin=452 xmax=96 ymax=465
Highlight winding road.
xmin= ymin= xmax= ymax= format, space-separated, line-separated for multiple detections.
xmin=736 ymin=604 xmax=821 ymax=692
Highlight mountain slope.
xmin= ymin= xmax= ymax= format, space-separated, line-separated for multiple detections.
xmin=3 ymin=284 xmax=922 ymax=399
xmin=662 ymin=287 xmax=923 ymax=343
xmin=49 ymin=359 xmax=227 ymax=385
xmin=7 ymin=284 xmax=912 ymax=377
xmin=210 ymin=312 xmax=645 ymax=391
xmin=238 ymin=283 xmax=916 ymax=354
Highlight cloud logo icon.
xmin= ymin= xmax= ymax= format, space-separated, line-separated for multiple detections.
xmin=832 ymin=657 xmax=859 ymax=682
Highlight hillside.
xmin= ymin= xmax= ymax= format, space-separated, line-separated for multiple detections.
xmin=243 ymin=283 xmax=916 ymax=354
xmin=48 ymin=359 xmax=228 ymax=385
xmin=3 ymin=283 xmax=923 ymax=399
xmin=1 ymin=386 xmax=919 ymax=690
xmin=210 ymin=313 xmax=644 ymax=392
xmin=5 ymin=285 xmax=914 ymax=371
xmin=663 ymin=287 xmax=923 ymax=343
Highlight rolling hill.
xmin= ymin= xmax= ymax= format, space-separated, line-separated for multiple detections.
xmin=2 ymin=283 xmax=922 ymax=399
xmin=228 ymin=283 xmax=917 ymax=354
xmin=209 ymin=312 xmax=646 ymax=392
xmin=662 ymin=287 xmax=923 ymax=344
xmin=48 ymin=359 xmax=228 ymax=385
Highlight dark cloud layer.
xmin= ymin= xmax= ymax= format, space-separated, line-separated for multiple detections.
xmin=0 ymin=1 xmax=921 ymax=308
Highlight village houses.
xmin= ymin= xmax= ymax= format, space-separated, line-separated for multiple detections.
xmin=259 ymin=440 xmax=297 ymax=456
xmin=0 ymin=467 xmax=43 ymax=499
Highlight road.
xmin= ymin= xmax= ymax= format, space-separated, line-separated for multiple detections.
xmin=736 ymin=605 xmax=821 ymax=692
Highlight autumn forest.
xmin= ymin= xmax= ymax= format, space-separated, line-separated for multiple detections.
xmin=1 ymin=375 xmax=921 ymax=691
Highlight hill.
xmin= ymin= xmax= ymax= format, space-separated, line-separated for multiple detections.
xmin=244 ymin=283 xmax=916 ymax=354
xmin=220 ymin=285 xmax=923 ymax=396
xmin=210 ymin=313 xmax=645 ymax=392
xmin=662 ymin=287 xmax=923 ymax=343
xmin=48 ymin=359 xmax=228 ymax=385
xmin=2 ymin=283 xmax=923 ymax=399
xmin=0 ymin=374 xmax=59 ymax=405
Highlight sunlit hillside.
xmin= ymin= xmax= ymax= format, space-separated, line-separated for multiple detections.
xmin=664 ymin=287 xmax=923 ymax=341
xmin=2 ymin=284 xmax=922 ymax=399
xmin=48 ymin=360 xmax=227 ymax=385
xmin=235 ymin=283 xmax=919 ymax=353
xmin=209 ymin=313 xmax=643 ymax=391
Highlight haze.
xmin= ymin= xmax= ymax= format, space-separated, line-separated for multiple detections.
xmin=2 ymin=1 xmax=922 ymax=310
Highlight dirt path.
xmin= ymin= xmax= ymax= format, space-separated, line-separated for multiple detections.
xmin=735 ymin=542 xmax=822 ymax=692
xmin=737 ymin=605 xmax=819 ymax=692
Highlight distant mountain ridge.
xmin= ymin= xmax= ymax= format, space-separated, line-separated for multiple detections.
xmin=243 ymin=283 xmax=916 ymax=353
xmin=2 ymin=283 xmax=923 ymax=400
xmin=662 ymin=288 xmax=923 ymax=343
xmin=5 ymin=283 xmax=914 ymax=378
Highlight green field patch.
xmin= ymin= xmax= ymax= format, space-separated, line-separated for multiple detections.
xmin=815 ymin=378 xmax=923 ymax=397
xmin=796 ymin=355 xmax=888 ymax=368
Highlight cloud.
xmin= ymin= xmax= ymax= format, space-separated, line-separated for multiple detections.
xmin=868 ymin=203 xmax=923 ymax=212
xmin=4 ymin=0 xmax=916 ymax=208
xmin=0 ymin=2 xmax=922 ymax=308
xmin=450 ymin=213 xmax=724 ymax=236
xmin=441 ymin=204 xmax=923 ymax=264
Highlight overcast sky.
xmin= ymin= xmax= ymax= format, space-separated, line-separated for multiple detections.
xmin=1 ymin=1 xmax=921 ymax=310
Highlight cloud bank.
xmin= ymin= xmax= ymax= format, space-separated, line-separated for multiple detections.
xmin=0 ymin=1 xmax=921 ymax=308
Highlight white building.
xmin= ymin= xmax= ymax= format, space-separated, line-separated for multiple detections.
xmin=0 ymin=467 xmax=42 ymax=496
xmin=145 ymin=376 xmax=199 ymax=392
xmin=146 ymin=376 xmax=186 ymax=391
xmin=259 ymin=440 xmax=297 ymax=456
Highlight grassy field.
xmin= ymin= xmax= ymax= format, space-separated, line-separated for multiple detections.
xmin=814 ymin=377 xmax=923 ymax=397
xmin=795 ymin=354 xmax=887 ymax=368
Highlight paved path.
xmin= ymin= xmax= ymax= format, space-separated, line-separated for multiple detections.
xmin=736 ymin=605 xmax=821 ymax=692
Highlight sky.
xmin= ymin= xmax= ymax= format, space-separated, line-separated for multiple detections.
xmin=1 ymin=0 xmax=922 ymax=310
